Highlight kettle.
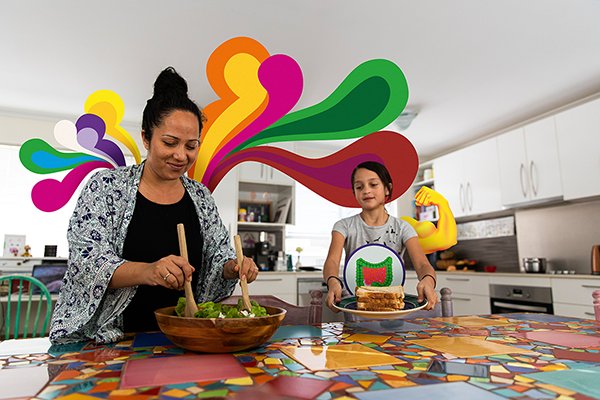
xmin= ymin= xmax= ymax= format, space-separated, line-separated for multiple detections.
xmin=592 ymin=245 xmax=600 ymax=275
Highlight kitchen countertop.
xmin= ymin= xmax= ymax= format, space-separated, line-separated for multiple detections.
xmin=432 ymin=271 xmax=600 ymax=279
xmin=256 ymin=270 xmax=600 ymax=280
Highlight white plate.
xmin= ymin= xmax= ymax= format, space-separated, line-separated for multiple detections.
xmin=333 ymin=295 xmax=427 ymax=319
xmin=342 ymin=243 xmax=405 ymax=296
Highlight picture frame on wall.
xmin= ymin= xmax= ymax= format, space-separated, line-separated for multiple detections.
xmin=274 ymin=197 xmax=292 ymax=224
xmin=3 ymin=234 xmax=26 ymax=257
xmin=238 ymin=201 xmax=272 ymax=223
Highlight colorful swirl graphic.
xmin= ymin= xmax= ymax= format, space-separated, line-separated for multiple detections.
xmin=20 ymin=36 xmax=417 ymax=212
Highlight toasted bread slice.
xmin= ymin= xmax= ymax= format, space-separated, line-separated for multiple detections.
xmin=355 ymin=285 xmax=404 ymax=300
xmin=356 ymin=285 xmax=405 ymax=311
xmin=357 ymin=298 xmax=404 ymax=306
xmin=357 ymin=301 xmax=405 ymax=311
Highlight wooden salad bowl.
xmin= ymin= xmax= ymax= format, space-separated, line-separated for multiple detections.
xmin=154 ymin=305 xmax=287 ymax=353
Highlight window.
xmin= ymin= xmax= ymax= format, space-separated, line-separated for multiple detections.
xmin=285 ymin=182 xmax=398 ymax=268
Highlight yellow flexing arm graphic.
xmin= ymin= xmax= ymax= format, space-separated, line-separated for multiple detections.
xmin=401 ymin=186 xmax=457 ymax=254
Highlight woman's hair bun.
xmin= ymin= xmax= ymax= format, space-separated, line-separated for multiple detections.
xmin=153 ymin=66 xmax=188 ymax=97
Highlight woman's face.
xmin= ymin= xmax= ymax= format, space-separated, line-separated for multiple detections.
xmin=142 ymin=110 xmax=200 ymax=182
xmin=352 ymin=168 xmax=390 ymax=210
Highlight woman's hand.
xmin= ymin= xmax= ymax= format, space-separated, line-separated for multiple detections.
xmin=108 ymin=256 xmax=195 ymax=290
xmin=416 ymin=276 xmax=438 ymax=310
xmin=324 ymin=278 xmax=343 ymax=313
xmin=145 ymin=255 xmax=195 ymax=290
xmin=223 ymin=257 xmax=259 ymax=283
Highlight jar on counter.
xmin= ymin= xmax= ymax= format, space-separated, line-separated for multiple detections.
xmin=238 ymin=209 xmax=247 ymax=222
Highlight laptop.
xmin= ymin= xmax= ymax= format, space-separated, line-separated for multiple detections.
xmin=31 ymin=264 xmax=68 ymax=294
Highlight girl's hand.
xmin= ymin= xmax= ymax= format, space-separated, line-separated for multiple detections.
xmin=416 ymin=277 xmax=438 ymax=310
xmin=147 ymin=255 xmax=195 ymax=291
xmin=325 ymin=279 xmax=343 ymax=312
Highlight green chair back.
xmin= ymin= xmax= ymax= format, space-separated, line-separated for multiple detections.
xmin=0 ymin=275 xmax=52 ymax=340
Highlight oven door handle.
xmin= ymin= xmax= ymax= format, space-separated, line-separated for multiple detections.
xmin=491 ymin=301 xmax=549 ymax=313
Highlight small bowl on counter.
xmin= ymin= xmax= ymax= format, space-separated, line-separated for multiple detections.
xmin=484 ymin=265 xmax=497 ymax=273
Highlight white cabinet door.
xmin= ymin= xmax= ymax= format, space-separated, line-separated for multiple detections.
xmin=553 ymin=303 xmax=597 ymax=320
xmin=555 ymin=97 xmax=600 ymax=200
xmin=462 ymin=139 xmax=503 ymax=215
xmin=211 ymin=166 xmax=238 ymax=242
xmin=232 ymin=273 xmax=296 ymax=304
xmin=523 ymin=117 xmax=563 ymax=201
xmin=497 ymin=127 xmax=529 ymax=204
xmin=432 ymin=151 xmax=466 ymax=217
xmin=497 ymin=117 xmax=563 ymax=206
xmin=238 ymin=162 xmax=294 ymax=185
xmin=450 ymin=293 xmax=491 ymax=316
xmin=434 ymin=138 xmax=502 ymax=217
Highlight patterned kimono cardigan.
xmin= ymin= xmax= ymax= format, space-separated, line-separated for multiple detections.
xmin=49 ymin=162 xmax=236 ymax=344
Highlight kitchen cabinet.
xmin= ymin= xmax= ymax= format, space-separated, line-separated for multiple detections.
xmin=237 ymin=180 xmax=294 ymax=257
xmin=232 ymin=272 xmax=296 ymax=304
xmin=555 ymin=97 xmax=600 ymax=200
xmin=211 ymin=166 xmax=239 ymax=243
xmin=433 ymin=138 xmax=503 ymax=218
xmin=436 ymin=274 xmax=490 ymax=315
xmin=551 ymin=276 xmax=600 ymax=320
xmin=497 ymin=116 xmax=563 ymax=206
xmin=238 ymin=162 xmax=294 ymax=185
xmin=410 ymin=162 xmax=438 ymax=222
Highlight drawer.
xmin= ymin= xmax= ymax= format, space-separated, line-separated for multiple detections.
xmin=551 ymin=278 xmax=600 ymax=306
xmin=450 ymin=293 xmax=490 ymax=316
xmin=553 ymin=302 xmax=597 ymax=320
xmin=233 ymin=274 xmax=295 ymax=296
xmin=437 ymin=274 xmax=489 ymax=296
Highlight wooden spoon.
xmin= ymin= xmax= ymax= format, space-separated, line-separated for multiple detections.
xmin=177 ymin=223 xmax=199 ymax=317
xmin=234 ymin=235 xmax=252 ymax=312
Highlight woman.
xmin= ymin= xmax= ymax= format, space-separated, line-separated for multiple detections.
xmin=50 ymin=67 xmax=258 ymax=344
xmin=323 ymin=161 xmax=438 ymax=312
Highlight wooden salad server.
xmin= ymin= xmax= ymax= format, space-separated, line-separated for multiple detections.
xmin=177 ymin=223 xmax=199 ymax=317
xmin=234 ymin=235 xmax=252 ymax=312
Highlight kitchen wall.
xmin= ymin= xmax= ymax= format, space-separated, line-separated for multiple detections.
xmin=515 ymin=198 xmax=600 ymax=274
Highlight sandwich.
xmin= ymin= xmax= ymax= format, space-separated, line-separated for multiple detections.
xmin=356 ymin=285 xmax=405 ymax=311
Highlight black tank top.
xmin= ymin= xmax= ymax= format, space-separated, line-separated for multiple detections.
xmin=122 ymin=190 xmax=203 ymax=333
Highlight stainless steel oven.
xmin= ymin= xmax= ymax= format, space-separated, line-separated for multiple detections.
xmin=489 ymin=284 xmax=553 ymax=314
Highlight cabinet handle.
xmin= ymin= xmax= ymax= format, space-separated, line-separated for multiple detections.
xmin=270 ymin=167 xmax=273 ymax=180
xmin=256 ymin=278 xmax=283 ymax=282
xmin=260 ymin=164 xmax=264 ymax=179
xmin=530 ymin=161 xmax=538 ymax=197
xmin=459 ymin=184 xmax=465 ymax=212
xmin=466 ymin=182 xmax=473 ymax=212
xmin=585 ymin=312 xmax=595 ymax=316
xmin=446 ymin=278 xmax=470 ymax=281
xmin=453 ymin=297 xmax=472 ymax=301
xmin=519 ymin=163 xmax=528 ymax=198
xmin=582 ymin=285 xmax=600 ymax=289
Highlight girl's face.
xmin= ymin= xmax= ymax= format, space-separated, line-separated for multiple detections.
xmin=352 ymin=168 xmax=390 ymax=210
xmin=142 ymin=110 xmax=200 ymax=182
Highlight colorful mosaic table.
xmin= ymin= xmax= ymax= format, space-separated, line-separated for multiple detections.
xmin=1 ymin=313 xmax=600 ymax=400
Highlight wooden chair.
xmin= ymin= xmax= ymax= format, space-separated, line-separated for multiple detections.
xmin=0 ymin=275 xmax=52 ymax=340
xmin=223 ymin=289 xmax=323 ymax=325
xmin=342 ymin=287 xmax=453 ymax=322
xmin=593 ymin=290 xmax=600 ymax=321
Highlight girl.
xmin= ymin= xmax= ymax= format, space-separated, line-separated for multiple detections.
xmin=323 ymin=161 xmax=438 ymax=312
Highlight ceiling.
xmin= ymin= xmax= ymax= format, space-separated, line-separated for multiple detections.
xmin=1 ymin=1 xmax=599 ymax=160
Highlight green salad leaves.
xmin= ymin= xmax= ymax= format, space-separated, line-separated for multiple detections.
xmin=175 ymin=297 xmax=268 ymax=318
